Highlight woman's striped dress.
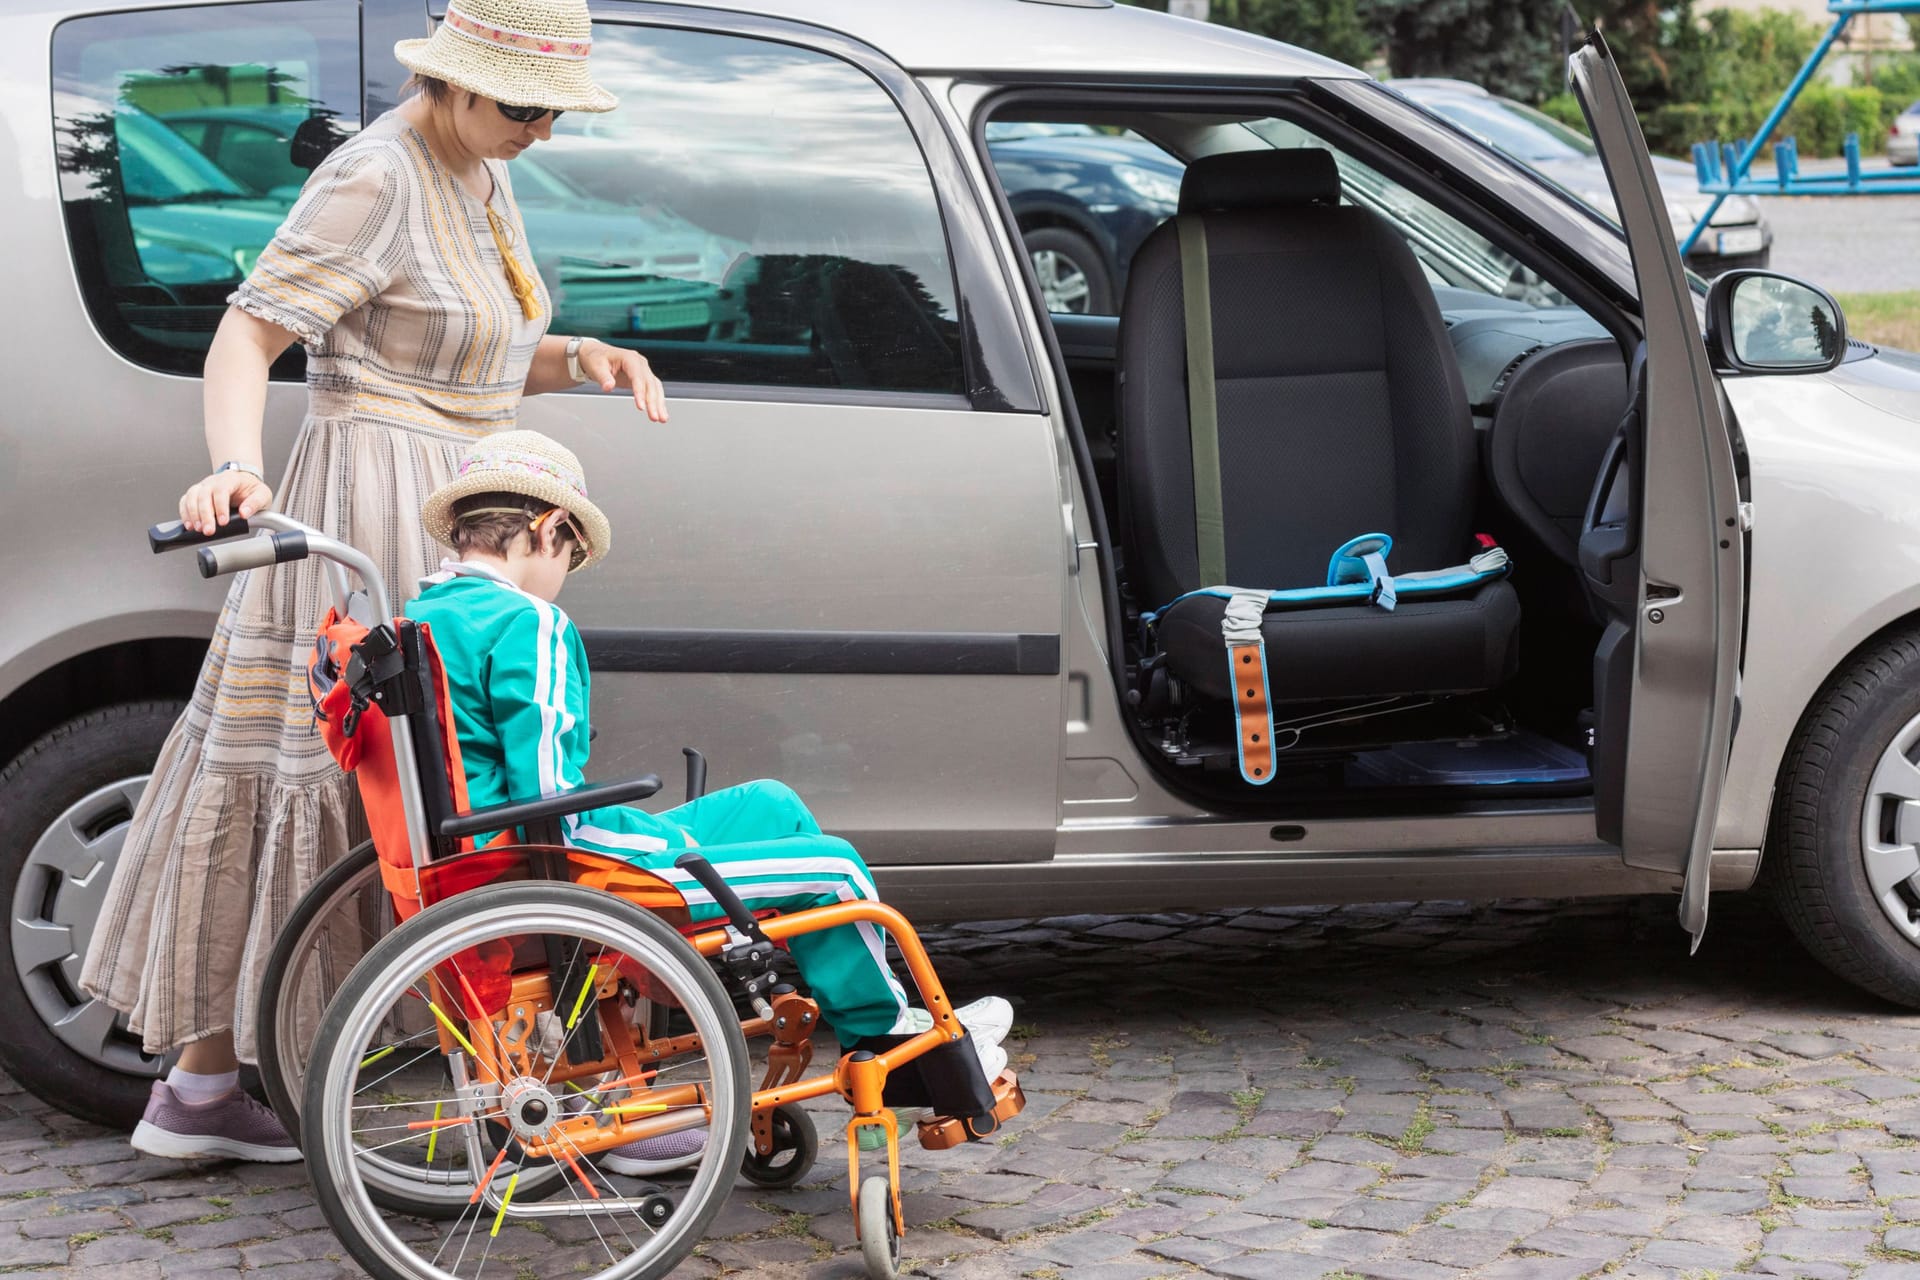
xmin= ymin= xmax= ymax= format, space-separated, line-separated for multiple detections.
xmin=79 ymin=111 xmax=551 ymax=1060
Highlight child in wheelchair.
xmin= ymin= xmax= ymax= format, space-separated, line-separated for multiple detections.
xmin=404 ymin=431 xmax=1013 ymax=1173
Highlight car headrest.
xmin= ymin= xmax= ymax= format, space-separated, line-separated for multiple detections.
xmin=1178 ymin=148 xmax=1341 ymax=214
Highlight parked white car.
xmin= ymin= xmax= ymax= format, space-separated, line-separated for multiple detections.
xmin=5 ymin=0 xmax=1920 ymax=1128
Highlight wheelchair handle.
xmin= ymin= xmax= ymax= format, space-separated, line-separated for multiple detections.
xmin=196 ymin=531 xmax=309 ymax=579
xmin=682 ymin=747 xmax=708 ymax=802
xmin=150 ymin=517 xmax=251 ymax=553
xmin=673 ymin=852 xmax=768 ymax=943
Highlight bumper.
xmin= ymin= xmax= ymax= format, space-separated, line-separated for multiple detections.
xmin=1682 ymin=222 xmax=1773 ymax=276
xmin=1890 ymin=136 xmax=1920 ymax=167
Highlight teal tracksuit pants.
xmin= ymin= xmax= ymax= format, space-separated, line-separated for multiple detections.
xmin=569 ymin=779 xmax=913 ymax=1040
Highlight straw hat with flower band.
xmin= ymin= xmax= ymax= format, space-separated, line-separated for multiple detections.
xmin=394 ymin=0 xmax=619 ymax=115
xmin=423 ymin=430 xmax=612 ymax=572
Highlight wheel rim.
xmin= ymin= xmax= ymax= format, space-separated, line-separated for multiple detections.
xmin=315 ymin=898 xmax=743 ymax=1280
xmin=10 ymin=776 xmax=162 ymax=1078
xmin=1031 ymin=247 xmax=1093 ymax=313
xmin=1861 ymin=709 xmax=1920 ymax=942
xmin=271 ymin=852 xmax=385 ymax=1124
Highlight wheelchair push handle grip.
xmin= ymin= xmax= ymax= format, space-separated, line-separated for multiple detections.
xmin=673 ymin=852 xmax=767 ymax=942
xmin=682 ymin=747 xmax=707 ymax=802
xmin=196 ymin=531 xmax=309 ymax=579
xmin=150 ymin=517 xmax=251 ymax=554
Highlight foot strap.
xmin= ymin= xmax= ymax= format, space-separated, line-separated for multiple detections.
xmin=1223 ymin=590 xmax=1275 ymax=786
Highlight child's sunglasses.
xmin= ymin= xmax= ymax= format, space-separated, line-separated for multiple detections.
xmin=529 ymin=506 xmax=591 ymax=561
xmin=497 ymin=101 xmax=563 ymax=124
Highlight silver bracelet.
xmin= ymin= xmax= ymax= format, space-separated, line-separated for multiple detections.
xmin=215 ymin=460 xmax=264 ymax=481
xmin=565 ymin=335 xmax=588 ymax=385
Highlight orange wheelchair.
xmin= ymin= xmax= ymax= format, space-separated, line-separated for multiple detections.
xmin=149 ymin=513 xmax=1025 ymax=1280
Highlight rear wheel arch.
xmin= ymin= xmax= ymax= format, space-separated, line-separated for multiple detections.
xmin=0 ymin=637 xmax=205 ymax=777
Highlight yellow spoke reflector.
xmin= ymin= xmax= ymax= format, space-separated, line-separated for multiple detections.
xmin=359 ymin=1045 xmax=396 ymax=1070
xmin=603 ymin=1102 xmax=671 ymax=1116
xmin=427 ymin=1101 xmax=443 ymax=1164
xmin=490 ymin=1171 xmax=519 ymax=1237
xmin=566 ymin=963 xmax=600 ymax=1030
xmin=427 ymin=1000 xmax=479 ymax=1057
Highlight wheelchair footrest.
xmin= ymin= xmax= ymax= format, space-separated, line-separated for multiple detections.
xmin=916 ymin=1071 xmax=1025 ymax=1150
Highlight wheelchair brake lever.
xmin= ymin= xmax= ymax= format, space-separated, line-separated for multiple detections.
xmin=673 ymin=852 xmax=766 ymax=944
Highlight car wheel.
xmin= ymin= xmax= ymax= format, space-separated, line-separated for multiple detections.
xmin=1766 ymin=628 xmax=1920 ymax=1007
xmin=1024 ymin=227 xmax=1113 ymax=315
xmin=0 ymin=703 xmax=182 ymax=1127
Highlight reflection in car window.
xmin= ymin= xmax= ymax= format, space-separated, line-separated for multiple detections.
xmin=1416 ymin=95 xmax=1598 ymax=163
xmin=52 ymin=1 xmax=359 ymax=377
xmin=534 ymin=25 xmax=963 ymax=395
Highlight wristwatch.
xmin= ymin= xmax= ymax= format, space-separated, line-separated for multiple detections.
xmin=565 ymin=335 xmax=588 ymax=385
xmin=216 ymin=460 xmax=264 ymax=481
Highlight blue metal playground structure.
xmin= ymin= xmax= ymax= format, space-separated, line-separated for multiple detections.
xmin=1683 ymin=0 xmax=1920 ymax=257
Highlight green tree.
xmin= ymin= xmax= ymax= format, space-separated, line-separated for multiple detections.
xmin=1119 ymin=0 xmax=1380 ymax=69
xmin=1357 ymin=0 xmax=1564 ymax=101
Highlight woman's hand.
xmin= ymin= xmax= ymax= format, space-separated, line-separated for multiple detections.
xmin=180 ymin=470 xmax=274 ymax=536
xmin=579 ymin=340 xmax=669 ymax=422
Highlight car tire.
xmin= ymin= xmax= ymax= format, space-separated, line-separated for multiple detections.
xmin=1023 ymin=226 xmax=1113 ymax=315
xmin=1766 ymin=627 xmax=1920 ymax=1008
xmin=0 ymin=702 xmax=183 ymax=1127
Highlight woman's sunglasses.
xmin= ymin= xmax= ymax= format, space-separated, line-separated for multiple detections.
xmin=496 ymin=102 xmax=563 ymax=124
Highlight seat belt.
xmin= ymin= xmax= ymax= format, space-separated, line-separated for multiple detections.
xmin=1177 ymin=216 xmax=1227 ymax=588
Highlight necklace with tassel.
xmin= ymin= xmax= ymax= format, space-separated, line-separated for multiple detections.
xmin=483 ymin=178 xmax=542 ymax=321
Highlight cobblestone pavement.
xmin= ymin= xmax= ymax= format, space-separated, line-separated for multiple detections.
xmin=13 ymin=892 xmax=1920 ymax=1279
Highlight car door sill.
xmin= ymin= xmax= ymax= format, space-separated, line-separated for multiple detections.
xmin=875 ymin=846 xmax=1760 ymax=922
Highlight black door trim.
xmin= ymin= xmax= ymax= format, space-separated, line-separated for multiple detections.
xmin=581 ymin=629 xmax=1061 ymax=676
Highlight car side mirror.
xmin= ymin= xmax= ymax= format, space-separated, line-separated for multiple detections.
xmin=1705 ymin=269 xmax=1847 ymax=375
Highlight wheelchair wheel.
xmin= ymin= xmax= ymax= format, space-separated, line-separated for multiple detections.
xmin=304 ymin=882 xmax=751 ymax=1280
xmin=257 ymin=839 xmax=381 ymax=1146
xmin=257 ymin=844 xmax=567 ymax=1219
xmin=858 ymin=1175 xmax=900 ymax=1280
xmin=739 ymin=1102 xmax=817 ymax=1190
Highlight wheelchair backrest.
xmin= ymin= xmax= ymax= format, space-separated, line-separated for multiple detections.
xmin=308 ymin=609 xmax=473 ymax=919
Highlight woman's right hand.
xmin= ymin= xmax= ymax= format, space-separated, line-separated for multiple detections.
xmin=180 ymin=470 xmax=274 ymax=536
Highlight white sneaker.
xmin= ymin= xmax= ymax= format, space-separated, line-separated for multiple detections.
xmin=974 ymin=1040 xmax=1008 ymax=1083
xmin=955 ymin=996 xmax=1013 ymax=1049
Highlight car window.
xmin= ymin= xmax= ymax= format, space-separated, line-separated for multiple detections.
xmin=533 ymin=24 xmax=963 ymax=395
xmin=985 ymin=110 xmax=1574 ymax=316
xmin=52 ymin=1 xmax=360 ymax=377
xmin=1413 ymin=93 xmax=1598 ymax=163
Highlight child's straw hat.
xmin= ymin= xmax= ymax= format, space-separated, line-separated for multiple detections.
xmin=422 ymin=430 xmax=611 ymax=571
xmin=394 ymin=0 xmax=618 ymax=115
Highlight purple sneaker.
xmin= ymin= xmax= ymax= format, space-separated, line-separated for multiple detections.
xmin=129 ymin=1083 xmax=302 ymax=1163
xmin=598 ymin=1127 xmax=706 ymax=1176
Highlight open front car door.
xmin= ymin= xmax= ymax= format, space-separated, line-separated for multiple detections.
xmin=1569 ymin=32 xmax=1744 ymax=946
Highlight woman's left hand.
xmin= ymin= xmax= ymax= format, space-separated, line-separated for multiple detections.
xmin=580 ymin=341 xmax=669 ymax=422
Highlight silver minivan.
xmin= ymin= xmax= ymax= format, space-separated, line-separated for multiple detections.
xmin=7 ymin=0 xmax=1920 ymax=1126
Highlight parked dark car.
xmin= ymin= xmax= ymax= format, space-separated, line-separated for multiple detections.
xmin=985 ymin=121 xmax=1181 ymax=314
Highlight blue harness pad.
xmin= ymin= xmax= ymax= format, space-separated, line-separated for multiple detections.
xmin=1142 ymin=534 xmax=1510 ymax=626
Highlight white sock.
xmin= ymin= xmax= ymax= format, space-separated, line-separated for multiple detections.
xmin=166 ymin=1067 xmax=238 ymax=1106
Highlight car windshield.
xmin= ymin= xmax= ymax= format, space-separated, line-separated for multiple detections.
xmin=1416 ymin=92 xmax=1598 ymax=163
xmin=117 ymin=109 xmax=252 ymax=205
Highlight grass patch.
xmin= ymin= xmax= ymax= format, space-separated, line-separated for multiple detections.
xmin=1837 ymin=291 xmax=1920 ymax=351
xmin=1540 ymin=1126 xmax=1586 ymax=1138
xmin=1396 ymin=1106 xmax=1436 ymax=1155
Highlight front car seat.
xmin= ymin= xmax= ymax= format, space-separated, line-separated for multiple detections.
xmin=1117 ymin=148 xmax=1520 ymax=728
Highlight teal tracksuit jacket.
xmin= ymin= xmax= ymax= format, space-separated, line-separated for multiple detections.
xmin=404 ymin=560 xmax=911 ymax=1039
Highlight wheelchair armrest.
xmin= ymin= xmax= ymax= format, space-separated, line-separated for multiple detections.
xmin=438 ymin=774 xmax=662 ymax=840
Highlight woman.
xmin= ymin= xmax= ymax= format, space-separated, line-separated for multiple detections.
xmin=78 ymin=0 xmax=659 ymax=1162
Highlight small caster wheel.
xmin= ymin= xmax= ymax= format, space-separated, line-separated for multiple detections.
xmin=638 ymin=1192 xmax=674 ymax=1229
xmin=858 ymin=1174 xmax=899 ymax=1280
xmin=740 ymin=1103 xmax=818 ymax=1189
